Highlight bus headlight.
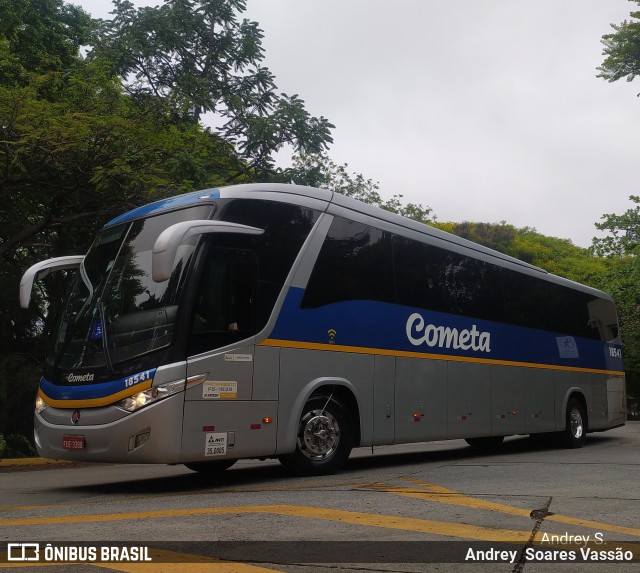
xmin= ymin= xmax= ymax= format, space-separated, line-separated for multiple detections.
xmin=35 ymin=394 xmax=48 ymax=414
xmin=117 ymin=379 xmax=185 ymax=413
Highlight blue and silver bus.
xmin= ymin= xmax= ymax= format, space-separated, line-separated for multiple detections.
xmin=20 ymin=184 xmax=626 ymax=475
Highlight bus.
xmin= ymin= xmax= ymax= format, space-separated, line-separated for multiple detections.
xmin=19 ymin=183 xmax=626 ymax=476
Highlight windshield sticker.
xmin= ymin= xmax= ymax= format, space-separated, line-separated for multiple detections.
xmin=224 ymin=353 xmax=253 ymax=362
xmin=90 ymin=320 xmax=103 ymax=341
xmin=203 ymin=381 xmax=237 ymax=399
xmin=557 ymin=336 xmax=579 ymax=359
xmin=205 ymin=433 xmax=227 ymax=456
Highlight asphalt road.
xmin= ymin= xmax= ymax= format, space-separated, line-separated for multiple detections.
xmin=1 ymin=423 xmax=639 ymax=573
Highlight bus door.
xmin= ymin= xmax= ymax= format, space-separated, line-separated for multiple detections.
xmin=180 ymin=247 xmax=277 ymax=461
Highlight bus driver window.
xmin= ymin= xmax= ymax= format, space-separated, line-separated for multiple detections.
xmin=191 ymin=247 xmax=256 ymax=351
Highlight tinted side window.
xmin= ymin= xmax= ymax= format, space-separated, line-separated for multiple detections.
xmin=189 ymin=248 xmax=257 ymax=355
xmin=301 ymin=213 xmax=615 ymax=342
xmin=394 ymin=234 xmax=610 ymax=341
xmin=188 ymin=200 xmax=320 ymax=354
xmin=506 ymin=274 xmax=608 ymax=341
xmin=220 ymin=199 xmax=319 ymax=285
xmin=302 ymin=217 xmax=395 ymax=308
xmin=394 ymin=235 xmax=503 ymax=319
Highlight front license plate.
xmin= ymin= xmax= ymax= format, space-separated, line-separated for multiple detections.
xmin=62 ymin=435 xmax=85 ymax=450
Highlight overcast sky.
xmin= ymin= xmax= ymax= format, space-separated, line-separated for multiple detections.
xmin=78 ymin=0 xmax=639 ymax=247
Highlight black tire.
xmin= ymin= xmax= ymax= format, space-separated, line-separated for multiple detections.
xmin=559 ymin=398 xmax=587 ymax=449
xmin=464 ymin=436 xmax=504 ymax=451
xmin=184 ymin=459 xmax=236 ymax=474
xmin=279 ymin=394 xmax=354 ymax=476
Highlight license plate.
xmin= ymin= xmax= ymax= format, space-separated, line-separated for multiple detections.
xmin=62 ymin=435 xmax=85 ymax=450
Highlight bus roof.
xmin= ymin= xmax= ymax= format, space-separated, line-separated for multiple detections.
xmin=104 ymin=183 xmax=609 ymax=300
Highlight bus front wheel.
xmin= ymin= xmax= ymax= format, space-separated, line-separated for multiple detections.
xmin=279 ymin=394 xmax=354 ymax=476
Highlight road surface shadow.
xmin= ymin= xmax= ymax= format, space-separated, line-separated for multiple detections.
xmin=49 ymin=433 xmax=619 ymax=496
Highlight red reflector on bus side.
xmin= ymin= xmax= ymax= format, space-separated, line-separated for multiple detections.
xmin=250 ymin=424 xmax=262 ymax=430
xmin=202 ymin=425 xmax=215 ymax=432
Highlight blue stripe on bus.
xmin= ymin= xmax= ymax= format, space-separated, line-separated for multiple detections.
xmin=105 ymin=189 xmax=221 ymax=227
xmin=40 ymin=368 xmax=157 ymax=401
xmin=269 ymin=288 xmax=624 ymax=374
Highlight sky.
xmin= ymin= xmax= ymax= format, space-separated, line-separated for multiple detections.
xmin=76 ymin=0 xmax=640 ymax=247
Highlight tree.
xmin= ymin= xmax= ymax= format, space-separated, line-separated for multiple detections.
xmin=282 ymin=152 xmax=434 ymax=224
xmin=0 ymin=61 xmax=243 ymax=449
xmin=91 ymin=0 xmax=334 ymax=179
xmin=591 ymin=196 xmax=640 ymax=399
xmin=598 ymin=0 xmax=640 ymax=87
xmin=592 ymin=195 xmax=640 ymax=257
xmin=0 ymin=0 xmax=92 ymax=87
xmin=435 ymin=221 xmax=608 ymax=286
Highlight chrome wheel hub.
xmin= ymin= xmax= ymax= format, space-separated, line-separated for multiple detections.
xmin=299 ymin=409 xmax=340 ymax=460
xmin=569 ymin=408 xmax=584 ymax=439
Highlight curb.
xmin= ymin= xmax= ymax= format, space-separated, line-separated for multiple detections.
xmin=0 ymin=457 xmax=71 ymax=468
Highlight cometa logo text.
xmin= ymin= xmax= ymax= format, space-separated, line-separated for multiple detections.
xmin=406 ymin=313 xmax=491 ymax=353
xmin=67 ymin=373 xmax=95 ymax=383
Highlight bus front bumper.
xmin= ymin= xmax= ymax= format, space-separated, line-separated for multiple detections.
xmin=34 ymin=392 xmax=185 ymax=464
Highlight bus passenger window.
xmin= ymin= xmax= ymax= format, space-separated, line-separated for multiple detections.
xmin=189 ymin=248 xmax=257 ymax=353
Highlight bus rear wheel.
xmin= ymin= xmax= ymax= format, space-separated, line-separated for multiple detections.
xmin=184 ymin=459 xmax=236 ymax=474
xmin=279 ymin=394 xmax=354 ymax=476
xmin=560 ymin=398 xmax=587 ymax=449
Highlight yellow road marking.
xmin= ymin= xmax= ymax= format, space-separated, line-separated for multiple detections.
xmin=0 ymin=458 xmax=71 ymax=469
xmin=0 ymin=504 xmax=531 ymax=542
xmin=0 ymin=477 xmax=356 ymax=514
xmin=388 ymin=478 xmax=530 ymax=517
xmin=2 ymin=478 xmax=637 ymax=566
xmin=361 ymin=478 xmax=640 ymax=538
xmin=257 ymin=504 xmax=531 ymax=542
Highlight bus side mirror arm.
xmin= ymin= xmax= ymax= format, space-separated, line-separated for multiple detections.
xmin=19 ymin=255 xmax=85 ymax=309
xmin=152 ymin=220 xmax=264 ymax=282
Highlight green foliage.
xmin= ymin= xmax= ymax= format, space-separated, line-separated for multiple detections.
xmin=598 ymin=1 xmax=640 ymax=84
xmin=432 ymin=221 xmax=607 ymax=286
xmin=590 ymin=196 xmax=640 ymax=398
xmin=282 ymin=153 xmax=434 ymax=223
xmin=0 ymin=433 xmax=37 ymax=458
xmin=592 ymin=195 xmax=640 ymax=257
xmin=596 ymin=3 xmax=640 ymax=396
xmin=91 ymin=0 xmax=334 ymax=178
xmin=0 ymin=61 xmax=242 ymax=262
xmin=0 ymin=66 xmax=243 ymax=358
xmin=0 ymin=0 xmax=93 ymax=86
xmin=0 ymin=0 xmax=335 ymax=445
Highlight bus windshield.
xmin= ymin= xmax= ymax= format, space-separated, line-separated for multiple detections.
xmin=50 ymin=205 xmax=213 ymax=375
